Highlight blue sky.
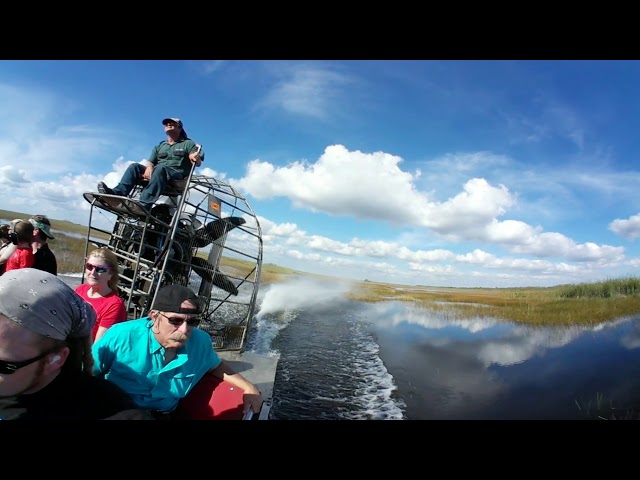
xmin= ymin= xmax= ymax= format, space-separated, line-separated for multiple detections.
xmin=1 ymin=59 xmax=639 ymax=288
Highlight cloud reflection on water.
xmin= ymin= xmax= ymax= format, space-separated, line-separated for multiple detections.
xmin=363 ymin=301 xmax=640 ymax=419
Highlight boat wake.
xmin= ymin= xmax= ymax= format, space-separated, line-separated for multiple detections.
xmin=245 ymin=278 xmax=406 ymax=419
xmin=254 ymin=278 xmax=352 ymax=320
xmin=247 ymin=278 xmax=352 ymax=356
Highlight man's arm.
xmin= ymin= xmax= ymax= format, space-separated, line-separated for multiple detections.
xmin=188 ymin=143 xmax=203 ymax=167
xmin=142 ymin=144 xmax=161 ymax=181
xmin=0 ymin=244 xmax=16 ymax=264
xmin=91 ymin=334 xmax=114 ymax=377
xmin=208 ymin=360 xmax=262 ymax=414
xmin=93 ymin=326 xmax=109 ymax=343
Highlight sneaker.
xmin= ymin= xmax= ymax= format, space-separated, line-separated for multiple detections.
xmin=97 ymin=181 xmax=114 ymax=195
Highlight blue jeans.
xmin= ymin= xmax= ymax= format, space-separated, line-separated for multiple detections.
xmin=112 ymin=163 xmax=184 ymax=209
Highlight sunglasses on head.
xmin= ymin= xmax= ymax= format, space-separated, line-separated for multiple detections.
xmin=85 ymin=262 xmax=109 ymax=274
xmin=158 ymin=311 xmax=201 ymax=327
xmin=0 ymin=349 xmax=56 ymax=375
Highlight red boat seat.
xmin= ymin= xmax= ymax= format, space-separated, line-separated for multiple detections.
xmin=174 ymin=373 xmax=245 ymax=420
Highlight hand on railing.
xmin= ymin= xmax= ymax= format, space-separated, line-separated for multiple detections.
xmin=243 ymin=387 xmax=263 ymax=418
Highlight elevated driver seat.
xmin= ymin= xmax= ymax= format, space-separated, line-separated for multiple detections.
xmin=129 ymin=176 xmax=189 ymax=201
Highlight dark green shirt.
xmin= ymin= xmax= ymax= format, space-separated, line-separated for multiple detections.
xmin=148 ymin=137 xmax=204 ymax=178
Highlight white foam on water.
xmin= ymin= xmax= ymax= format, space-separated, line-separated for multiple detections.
xmin=248 ymin=278 xmax=352 ymax=356
xmin=255 ymin=278 xmax=351 ymax=320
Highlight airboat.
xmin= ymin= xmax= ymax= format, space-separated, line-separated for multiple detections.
xmin=82 ymin=165 xmax=278 ymax=420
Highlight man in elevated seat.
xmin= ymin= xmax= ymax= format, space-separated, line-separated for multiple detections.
xmin=98 ymin=117 xmax=204 ymax=216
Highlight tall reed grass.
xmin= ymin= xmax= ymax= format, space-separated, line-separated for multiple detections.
xmin=348 ymin=278 xmax=640 ymax=326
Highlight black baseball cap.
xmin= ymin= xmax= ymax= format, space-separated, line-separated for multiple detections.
xmin=152 ymin=285 xmax=201 ymax=314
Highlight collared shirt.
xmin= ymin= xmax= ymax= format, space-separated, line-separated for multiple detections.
xmin=92 ymin=318 xmax=221 ymax=412
xmin=148 ymin=137 xmax=204 ymax=178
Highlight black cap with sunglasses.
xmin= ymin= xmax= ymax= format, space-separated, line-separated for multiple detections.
xmin=152 ymin=285 xmax=202 ymax=315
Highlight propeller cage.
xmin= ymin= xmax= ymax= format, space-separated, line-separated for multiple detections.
xmin=82 ymin=175 xmax=263 ymax=352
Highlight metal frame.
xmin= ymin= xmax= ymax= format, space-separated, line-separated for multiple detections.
xmin=82 ymin=173 xmax=263 ymax=352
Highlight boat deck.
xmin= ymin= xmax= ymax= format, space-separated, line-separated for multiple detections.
xmin=217 ymin=350 xmax=279 ymax=420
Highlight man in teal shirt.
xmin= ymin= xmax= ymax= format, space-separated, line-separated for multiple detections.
xmin=92 ymin=285 xmax=262 ymax=418
xmin=97 ymin=117 xmax=203 ymax=215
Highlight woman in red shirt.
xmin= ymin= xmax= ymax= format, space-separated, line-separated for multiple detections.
xmin=75 ymin=247 xmax=127 ymax=342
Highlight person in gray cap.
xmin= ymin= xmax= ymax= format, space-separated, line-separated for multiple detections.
xmin=29 ymin=214 xmax=58 ymax=276
xmin=92 ymin=284 xmax=262 ymax=419
xmin=0 ymin=268 xmax=153 ymax=420
xmin=97 ymin=117 xmax=204 ymax=216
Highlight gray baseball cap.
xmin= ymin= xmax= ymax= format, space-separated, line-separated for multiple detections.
xmin=0 ymin=268 xmax=95 ymax=340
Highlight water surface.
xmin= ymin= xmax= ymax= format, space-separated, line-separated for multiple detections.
xmin=249 ymin=279 xmax=640 ymax=420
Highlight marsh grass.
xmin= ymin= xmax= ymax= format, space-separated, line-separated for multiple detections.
xmin=50 ymin=239 xmax=640 ymax=326
xmin=0 ymin=208 xmax=108 ymax=239
xmin=54 ymin=232 xmax=94 ymax=274
xmin=347 ymin=278 xmax=640 ymax=326
xmin=556 ymin=277 xmax=640 ymax=298
xmin=574 ymin=392 xmax=640 ymax=420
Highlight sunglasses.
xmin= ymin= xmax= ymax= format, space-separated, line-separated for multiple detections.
xmin=0 ymin=350 xmax=55 ymax=375
xmin=158 ymin=311 xmax=201 ymax=327
xmin=85 ymin=262 xmax=109 ymax=274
